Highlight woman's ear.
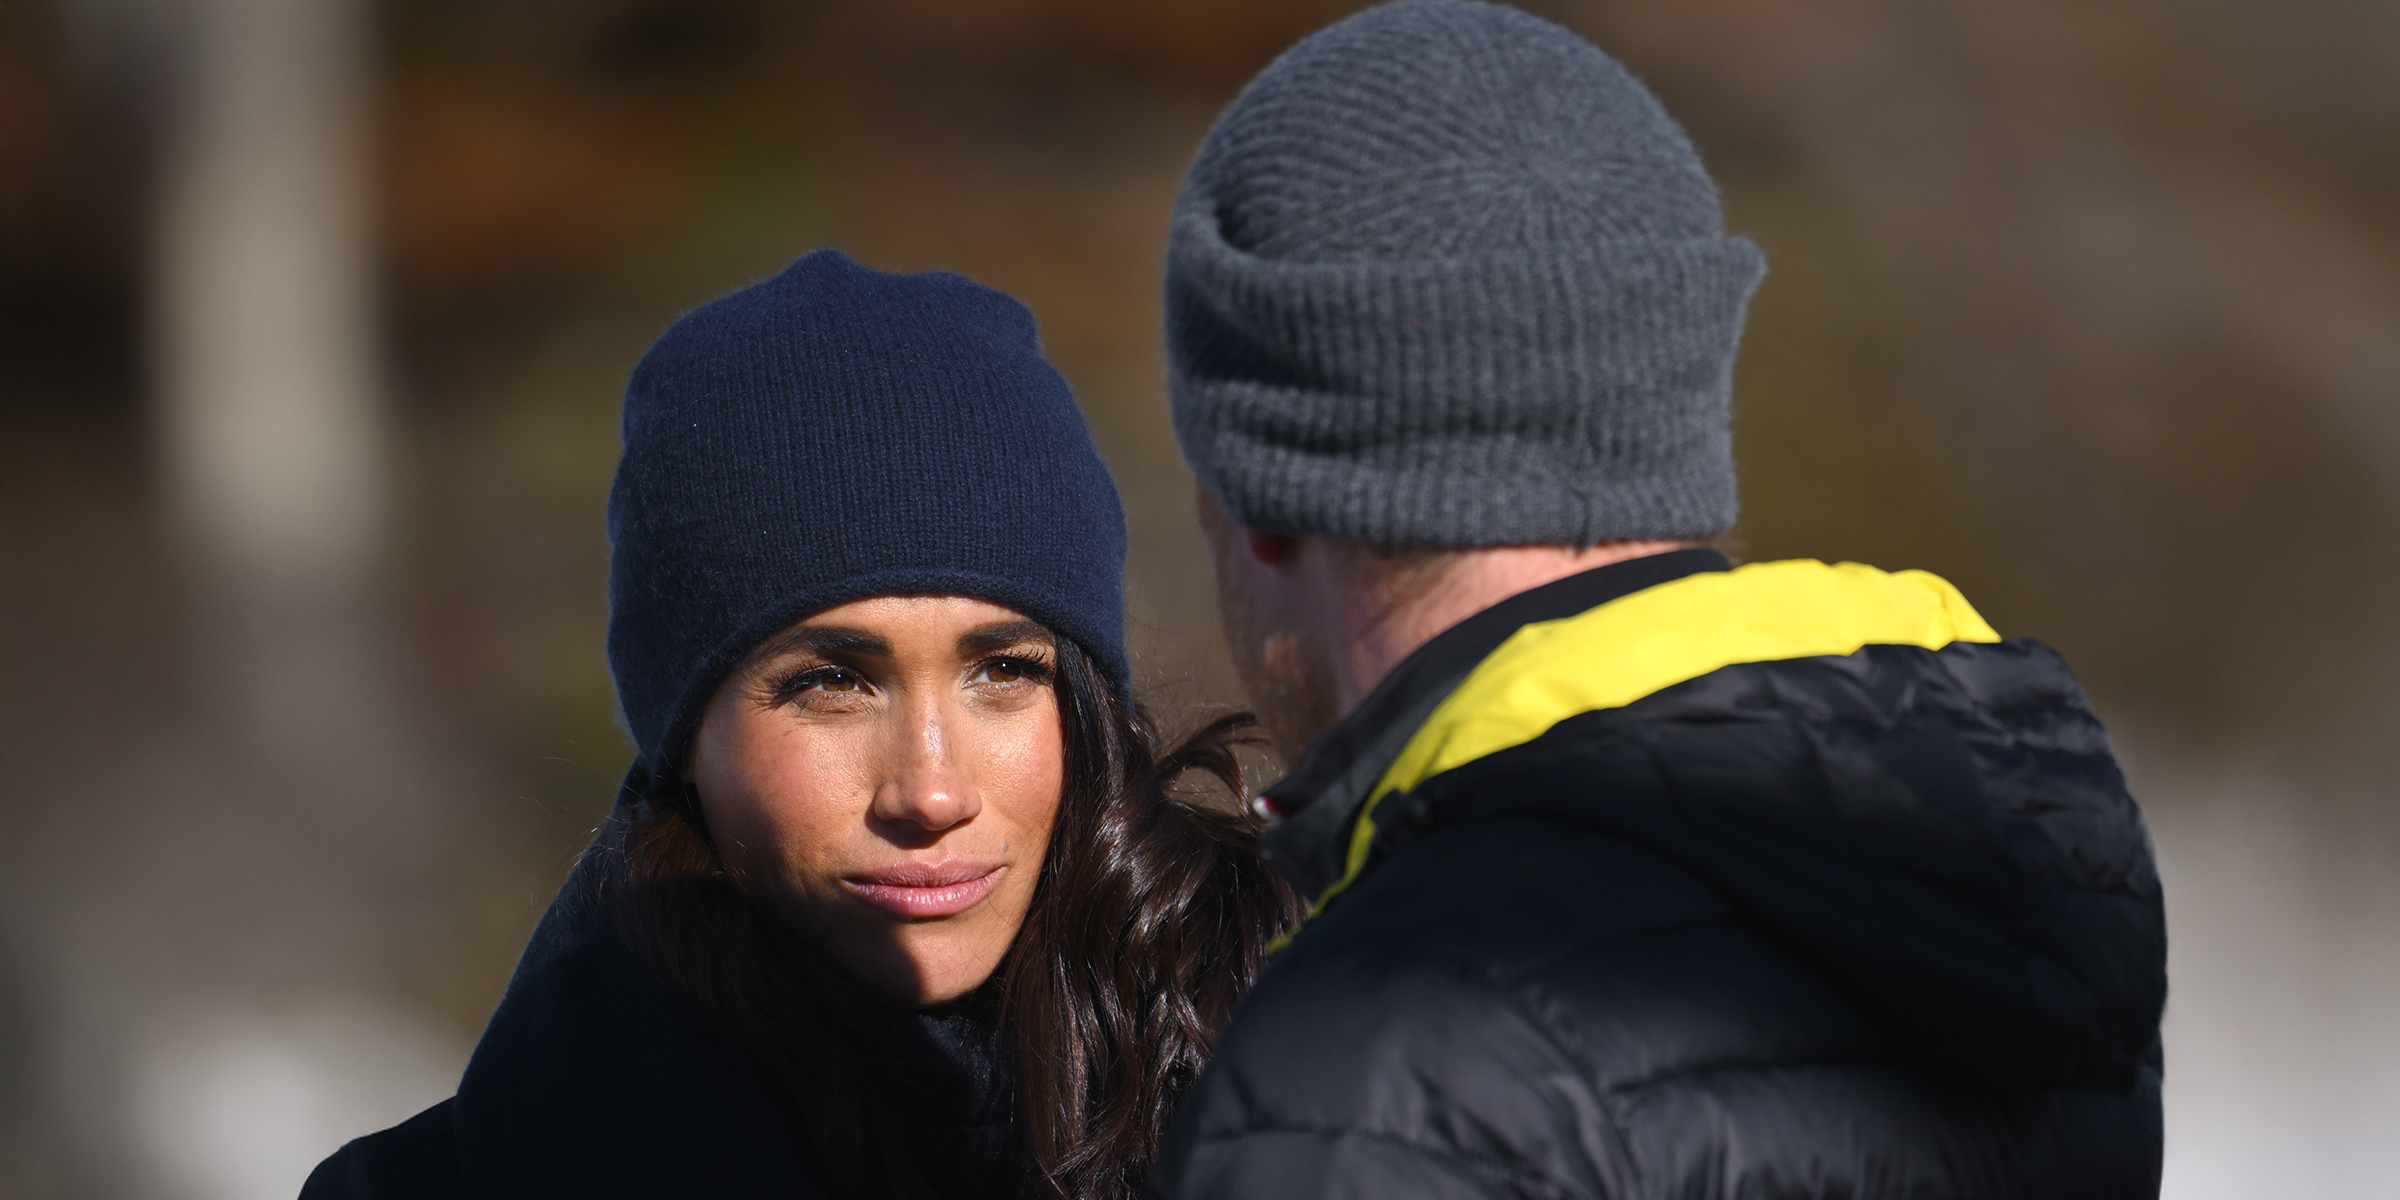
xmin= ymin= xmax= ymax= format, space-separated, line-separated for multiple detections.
xmin=675 ymin=777 xmax=718 ymax=843
xmin=636 ymin=765 xmax=714 ymax=841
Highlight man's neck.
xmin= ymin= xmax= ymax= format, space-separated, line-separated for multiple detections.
xmin=1327 ymin=540 xmax=1698 ymax=714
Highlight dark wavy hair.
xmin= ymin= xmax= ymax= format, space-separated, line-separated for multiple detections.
xmin=593 ymin=633 xmax=1301 ymax=1200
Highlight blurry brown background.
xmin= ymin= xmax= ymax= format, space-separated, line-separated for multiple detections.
xmin=2 ymin=0 xmax=2395 ymax=1196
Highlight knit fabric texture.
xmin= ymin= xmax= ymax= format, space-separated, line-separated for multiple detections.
xmin=1166 ymin=0 xmax=1765 ymax=547
xmin=607 ymin=249 xmax=1130 ymax=778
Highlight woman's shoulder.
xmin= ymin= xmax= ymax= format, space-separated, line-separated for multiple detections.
xmin=299 ymin=1098 xmax=463 ymax=1200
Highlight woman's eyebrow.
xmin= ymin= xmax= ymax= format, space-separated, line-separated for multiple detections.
xmin=751 ymin=625 xmax=892 ymax=662
xmin=957 ymin=621 xmax=1053 ymax=656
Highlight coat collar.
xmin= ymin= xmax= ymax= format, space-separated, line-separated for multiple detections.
xmin=451 ymin=843 xmax=825 ymax=1200
xmin=1258 ymin=548 xmax=1730 ymax=899
xmin=450 ymin=798 xmax=1018 ymax=1199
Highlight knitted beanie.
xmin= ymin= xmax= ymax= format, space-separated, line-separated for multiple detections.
xmin=606 ymin=249 xmax=1130 ymax=780
xmin=1166 ymin=0 xmax=1764 ymax=547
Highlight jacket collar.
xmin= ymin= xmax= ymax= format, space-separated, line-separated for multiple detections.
xmin=452 ymin=845 xmax=823 ymax=1200
xmin=453 ymin=796 xmax=1017 ymax=1199
xmin=1258 ymin=548 xmax=1729 ymax=899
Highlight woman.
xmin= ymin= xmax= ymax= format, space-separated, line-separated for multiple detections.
xmin=301 ymin=250 xmax=1300 ymax=1200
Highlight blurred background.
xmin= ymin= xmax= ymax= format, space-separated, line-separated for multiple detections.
xmin=1 ymin=0 xmax=2394 ymax=1195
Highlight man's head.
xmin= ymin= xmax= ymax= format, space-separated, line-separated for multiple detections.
xmin=1168 ymin=1 xmax=1759 ymax=751
xmin=1196 ymin=487 xmax=1455 ymax=762
xmin=1197 ymin=485 xmax=1695 ymax=760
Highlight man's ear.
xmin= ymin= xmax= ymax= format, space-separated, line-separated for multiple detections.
xmin=1241 ymin=529 xmax=1301 ymax=567
xmin=1197 ymin=483 xmax=1302 ymax=569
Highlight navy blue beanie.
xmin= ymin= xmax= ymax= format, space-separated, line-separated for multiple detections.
xmin=606 ymin=249 xmax=1131 ymax=780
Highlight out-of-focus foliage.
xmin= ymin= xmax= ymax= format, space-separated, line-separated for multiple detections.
xmin=5 ymin=0 xmax=2394 ymax=1009
xmin=1 ymin=2 xmax=2396 ymax=1195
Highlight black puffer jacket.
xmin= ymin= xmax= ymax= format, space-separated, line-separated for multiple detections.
xmin=1148 ymin=549 xmax=2165 ymax=1200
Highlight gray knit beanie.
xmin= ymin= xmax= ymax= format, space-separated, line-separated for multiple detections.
xmin=1166 ymin=0 xmax=1764 ymax=547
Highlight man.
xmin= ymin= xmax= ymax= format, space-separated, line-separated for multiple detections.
xmin=1147 ymin=3 xmax=2166 ymax=1198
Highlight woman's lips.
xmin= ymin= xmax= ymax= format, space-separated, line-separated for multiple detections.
xmin=842 ymin=861 xmax=1002 ymax=918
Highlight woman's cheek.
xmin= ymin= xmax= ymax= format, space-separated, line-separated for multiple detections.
xmin=1001 ymin=711 xmax=1066 ymax=851
xmin=707 ymin=723 xmax=850 ymax=907
xmin=766 ymin=730 xmax=878 ymax=886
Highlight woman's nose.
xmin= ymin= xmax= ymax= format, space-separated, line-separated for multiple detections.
xmin=870 ymin=701 xmax=981 ymax=833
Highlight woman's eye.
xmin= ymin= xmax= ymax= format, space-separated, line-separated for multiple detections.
xmin=771 ymin=665 xmax=865 ymax=704
xmin=970 ymin=657 xmax=1045 ymax=685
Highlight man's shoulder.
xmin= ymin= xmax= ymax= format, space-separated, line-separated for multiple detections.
xmin=1176 ymin=806 xmax=2163 ymax=1199
xmin=301 ymin=1098 xmax=463 ymax=1200
xmin=1287 ymin=808 xmax=1735 ymax=980
xmin=1233 ymin=813 xmax=1887 ymax=1091
xmin=1177 ymin=853 xmax=1628 ymax=1199
xmin=1169 ymin=814 xmax=1923 ymax=1200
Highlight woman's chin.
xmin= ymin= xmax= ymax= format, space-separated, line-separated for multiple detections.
xmin=826 ymin=927 xmax=1006 ymax=1007
xmin=907 ymin=970 xmax=994 ymax=1007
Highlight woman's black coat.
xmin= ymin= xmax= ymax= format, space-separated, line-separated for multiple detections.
xmin=299 ymin=855 xmax=1015 ymax=1199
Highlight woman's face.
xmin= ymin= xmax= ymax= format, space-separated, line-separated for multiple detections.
xmin=687 ymin=595 xmax=1065 ymax=1006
